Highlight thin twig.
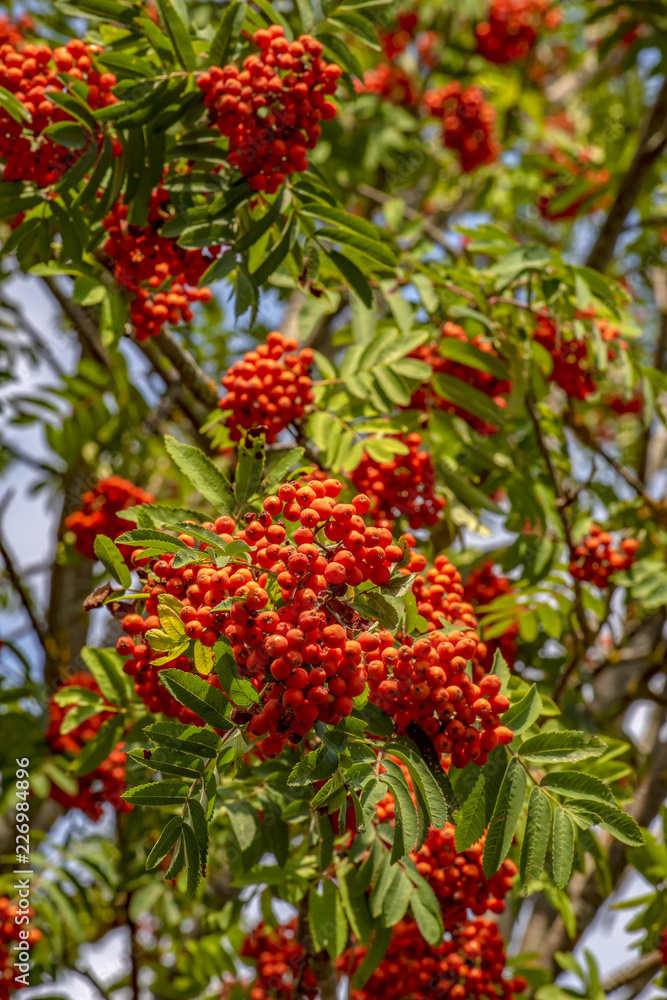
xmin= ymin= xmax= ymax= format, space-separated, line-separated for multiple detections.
xmin=487 ymin=295 xmax=550 ymax=317
xmin=586 ymin=75 xmax=667 ymax=272
xmin=565 ymin=412 xmax=659 ymax=509
xmin=0 ymin=295 xmax=68 ymax=377
xmin=152 ymin=328 xmax=220 ymax=411
xmin=0 ymin=494 xmax=49 ymax=653
xmin=525 ymin=396 xmax=591 ymax=700
xmin=0 ymin=439 xmax=61 ymax=475
xmin=41 ymin=275 xmax=112 ymax=367
xmin=358 ymin=182 xmax=454 ymax=255
xmin=74 ymin=968 xmax=113 ymax=1000
xmin=597 ymin=936 xmax=661 ymax=992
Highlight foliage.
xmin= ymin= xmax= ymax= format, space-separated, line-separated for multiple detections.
xmin=1 ymin=0 xmax=667 ymax=998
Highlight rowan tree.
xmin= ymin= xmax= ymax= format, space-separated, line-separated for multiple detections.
xmin=1 ymin=2 xmax=667 ymax=999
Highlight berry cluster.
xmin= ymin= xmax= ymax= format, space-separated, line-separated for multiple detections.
xmin=0 ymin=14 xmax=33 ymax=49
xmin=375 ymin=779 xmax=517 ymax=924
xmin=368 ymin=632 xmax=512 ymax=767
xmin=660 ymin=928 xmax=667 ymax=965
xmin=476 ymin=0 xmax=561 ymax=63
xmin=358 ymin=64 xmax=419 ymax=107
xmin=118 ymin=626 xmax=217 ymax=723
xmin=0 ymin=38 xmax=117 ymax=188
xmin=222 ymin=920 xmax=317 ymax=1000
xmin=538 ymin=148 xmax=610 ymax=221
xmin=464 ymin=561 xmax=518 ymax=669
xmin=197 ymin=25 xmax=341 ymax=192
xmin=116 ymin=477 xmax=414 ymax=758
xmin=533 ymin=317 xmax=626 ymax=399
xmin=0 ymin=897 xmax=41 ymax=999
xmin=413 ymin=825 xmax=517 ymax=925
xmin=407 ymin=322 xmax=511 ymax=434
xmin=219 ymin=331 xmax=314 ymax=442
xmin=378 ymin=9 xmax=419 ymax=58
xmin=102 ymin=185 xmax=214 ymax=341
xmin=367 ymin=554 xmax=513 ymax=767
xmin=351 ymin=433 xmax=445 ymax=530
xmin=423 ymin=84 xmax=499 ymax=172
xmin=46 ymin=673 xmax=131 ymax=822
xmin=65 ymin=475 xmax=154 ymax=562
xmin=603 ymin=390 xmax=643 ymax=416
xmin=342 ymin=916 xmax=525 ymax=1000
xmin=569 ymin=526 xmax=639 ymax=588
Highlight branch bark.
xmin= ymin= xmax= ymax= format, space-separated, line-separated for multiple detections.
xmin=524 ymin=712 xmax=667 ymax=971
xmin=0 ymin=499 xmax=49 ymax=655
xmin=295 ymin=895 xmax=338 ymax=1000
xmin=586 ymin=76 xmax=667 ymax=272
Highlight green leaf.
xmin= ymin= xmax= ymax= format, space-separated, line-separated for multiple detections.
xmin=164 ymin=435 xmax=235 ymax=513
xmin=385 ymin=739 xmax=447 ymax=829
xmin=309 ymin=879 xmax=346 ymax=954
xmin=405 ymin=722 xmax=460 ymax=817
xmin=540 ymin=772 xmax=616 ymax=806
xmin=483 ymin=757 xmax=527 ymax=877
xmin=382 ymin=761 xmax=419 ymax=862
xmin=123 ymin=780 xmax=191 ymax=806
xmin=328 ymin=11 xmax=381 ymax=48
xmin=250 ymin=216 xmax=295 ymax=285
xmin=519 ymin=732 xmax=606 ymax=764
xmin=433 ymin=373 xmax=505 ymax=427
xmin=213 ymin=645 xmax=260 ymax=706
xmin=158 ymin=669 xmax=233 ymax=730
xmin=520 ymin=786 xmax=551 ymax=886
xmin=115 ymin=527 xmax=191 ymax=554
xmin=182 ymin=821 xmax=201 ymax=897
xmin=0 ymin=84 xmax=31 ymax=122
xmin=201 ymin=251 xmax=237 ymax=285
xmin=80 ymin=647 xmax=130 ymax=705
xmin=337 ymin=867 xmax=374 ymax=945
xmin=43 ymin=121 xmax=90 ymax=149
xmin=60 ymin=702 xmax=110 ymax=735
xmin=588 ymin=804 xmax=644 ymax=847
xmin=235 ymin=190 xmax=286 ymax=252
xmin=408 ymin=877 xmax=444 ymax=945
xmin=70 ymin=715 xmax=125 ymax=777
xmin=318 ymin=226 xmax=396 ymax=267
xmin=327 ymin=250 xmax=373 ymax=307
xmin=131 ymin=747 xmax=204 ymax=781
xmin=491 ymin=649 xmax=511 ymax=689
xmin=502 ymin=685 xmax=542 ymax=736
xmin=147 ymin=722 xmax=223 ymax=758
xmin=156 ymin=0 xmax=197 ymax=69
xmin=381 ymin=866 xmax=412 ymax=926
xmin=225 ymin=800 xmax=258 ymax=850
xmin=93 ymin=534 xmax=132 ymax=588
xmin=209 ymin=0 xmax=247 ymax=66
xmin=235 ymin=433 xmax=266 ymax=508
xmin=552 ymin=807 xmax=575 ymax=889
xmin=146 ymin=816 xmax=182 ymax=870
xmin=351 ymin=926 xmax=391 ymax=990
xmin=437 ymin=335 xmax=508 ymax=380
xmin=317 ymin=31 xmax=363 ymax=78
xmin=454 ymin=770 xmax=487 ymax=852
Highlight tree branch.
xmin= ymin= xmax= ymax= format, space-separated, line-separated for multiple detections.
xmin=358 ymin=182 xmax=454 ymax=255
xmin=295 ymin=894 xmax=338 ymax=1000
xmin=0 ymin=294 xmax=68 ymax=378
xmin=0 ymin=496 xmax=49 ymax=654
xmin=152 ymin=328 xmax=220 ymax=411
xmin=41 ymin=275 xmax=113 ymax=367
xmin=525 ymin=395 xmax=591 ymax=700
xmin=585 ymin=76 xmax=667 ymax=272
xmin=600 ymin=951 xmax=661 ymax=994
